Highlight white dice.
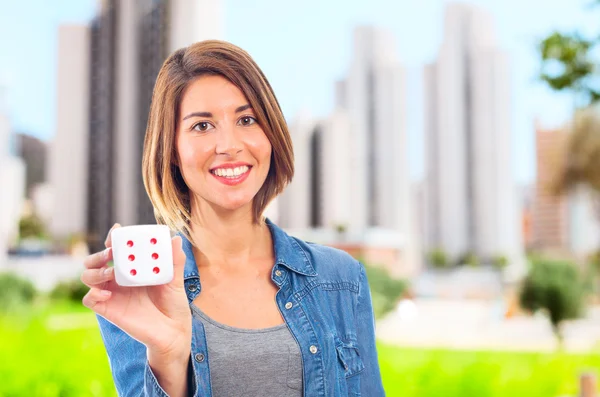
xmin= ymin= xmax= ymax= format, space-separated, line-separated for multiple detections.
xmin=111 ymin=225 xmax=174 ymax=287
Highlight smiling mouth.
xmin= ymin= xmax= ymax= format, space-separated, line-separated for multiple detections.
xmin=210 ymin=165 xmax=252 ymax=178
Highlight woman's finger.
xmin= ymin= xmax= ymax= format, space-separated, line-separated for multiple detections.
xmin=82 ymin=287 xmax=112 ymax=315
xmin=83 ymin=247 xmax=112 ymax=269
xmin=80 ymin=266 xmax=114 ymax=287
xmin=104 ymin=223 xmax=122 ymax=248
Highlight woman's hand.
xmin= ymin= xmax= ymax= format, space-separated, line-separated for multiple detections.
xmin=81 ymin=224 xmax=192 ymax=360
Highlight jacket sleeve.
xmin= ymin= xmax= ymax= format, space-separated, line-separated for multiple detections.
xmin=97 ymin=315 xmax=199 ymax=396
xmin=356 ymin=262 xmax=386 ymax=396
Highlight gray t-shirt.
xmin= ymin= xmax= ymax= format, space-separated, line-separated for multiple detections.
xmin=191 ymin=304 xmax=303 ymax=397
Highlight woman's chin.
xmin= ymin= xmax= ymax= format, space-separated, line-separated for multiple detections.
xmin=214 ymin=198 xmax=254 ymax=212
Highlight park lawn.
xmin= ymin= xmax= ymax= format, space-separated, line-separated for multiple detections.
xmin=1 ymin=302 xmax=599 ymax=397
xmin=0 ymin=302 xmax=117 ymax=397
xmin=379 ymin=343 xmax=600 ymax=397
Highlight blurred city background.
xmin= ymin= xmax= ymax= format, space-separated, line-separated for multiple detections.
xmin=1 ymin=0 xmax=599 ymax=396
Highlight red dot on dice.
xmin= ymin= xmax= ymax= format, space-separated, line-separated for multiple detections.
xmin=152 ymin=253 xmax=159 ymax=260
xmin=130 ymin=269 xmax=137 ymax=276
xmin=128 ymin=254 xmax=135 ymax=261
xmin=153 ymin=267 xmax=160 ymax=274
xmin=150 ymin=238 xmax=157 ymax=245
xmin=127 ymin=240 xmax=134 ymax=247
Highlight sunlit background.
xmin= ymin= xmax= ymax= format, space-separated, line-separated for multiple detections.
xmin=0 ymin=0 xmax=599 ymax=396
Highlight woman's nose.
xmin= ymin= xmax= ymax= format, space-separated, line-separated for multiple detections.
xmin=215 ymin=125 xmax=243 ymax=156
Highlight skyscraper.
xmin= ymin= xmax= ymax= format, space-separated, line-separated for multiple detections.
xmin=278 ymin=112 xmax=314 ymax=230
xmin=0 ymin=106 xmax=26 ymax=265
xmin=338 ymin=26 xmax=411 ymax=234
xmin=84 ymin=0 xmax=222 ymax=252
xmin=50 ymin=24 xmax=91 ymax=241
xmin=424 ymin=3 xmax=523 ymax=263
xmin=15 ymin=133 xmax=48 ymax=198
xmin=532 ymin=123 xmax=570 ymax=251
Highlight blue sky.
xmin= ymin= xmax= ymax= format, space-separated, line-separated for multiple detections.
xmin=0 ymin=0 xmax=598 ymax=183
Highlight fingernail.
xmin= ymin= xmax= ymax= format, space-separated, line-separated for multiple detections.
xmin=104 ymin=247 xmax=110 ymax=259
xmin=103 ymin=267 xmax=113 ymax=275
xmin=101 ymin=290 xmax=111 ymax=296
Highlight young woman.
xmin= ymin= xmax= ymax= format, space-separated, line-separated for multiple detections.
xmin=80 ymin=40 xmax=385 ymax=397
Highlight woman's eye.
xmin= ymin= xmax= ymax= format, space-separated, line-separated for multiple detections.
xmin=192 ymin=122 xmax=213 ymax=132
xmin=238 ymin=116 xmax=257 ymax=126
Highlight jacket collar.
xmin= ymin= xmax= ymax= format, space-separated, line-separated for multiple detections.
xmin=180 ymin=218 xmax=317 ymax=279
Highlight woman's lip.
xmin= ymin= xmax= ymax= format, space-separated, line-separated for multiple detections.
xmin=210 ymin=167 xmax=252 ymax=186
xmin=209 ymin=163 xmax=252 ymax=172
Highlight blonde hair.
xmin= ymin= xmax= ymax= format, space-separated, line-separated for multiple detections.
xmin=142 ymin=40 xmax=294 ymax=244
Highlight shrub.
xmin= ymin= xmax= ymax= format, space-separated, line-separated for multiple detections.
xmin=50 ymin=279 xmax=88 ymax=303
xmin=427 ymin=248 xmax=449 ymax=269
xmin=491 ymin=254 xmax=509 ymax=270
xmin=0 ymin=272 xmax=37 ymax=313
xmin=363 ymin=263 xmax=408 ymax=319
xmin=456 ymin=251 xmax=480 ymax=267
xmin=519 ymin=259 xmax=585 ymax=348
xmin=19 ymin=213 xmax=49 ymax=240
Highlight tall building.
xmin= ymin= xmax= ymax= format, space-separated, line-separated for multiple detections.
xmin=49 ymin=24 xmax=91 ymax=241
xmin=16 ymin=133 xmax=48 ymax=198
xmin=278 ymin=111 xmax=314 ymax=230
xmin=532 ymin=122 xmax=600 ymax=256
xmin=531 ymin=123 xmax=570 ymax=251
xmin=338 ymin=26 xmax=410 ymax=234
xmin=84 ymin=0 xmax=222 ymax=252
xmin=0 ymin=107 xmax=26 ymax=266
xmin=279 ymin=26 xmax=421 ymax=275
xmin=424 ymin=3 xmax=523 ymax=263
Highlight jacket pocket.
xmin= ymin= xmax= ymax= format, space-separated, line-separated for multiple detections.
xmin=336 ymin=341 xmax=365 ymax=396
xmin=336 ymin=342 xmax=365 ymax=378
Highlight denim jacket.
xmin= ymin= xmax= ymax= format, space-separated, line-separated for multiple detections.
xmin=97 ymin=219 xmax=385 ymax=396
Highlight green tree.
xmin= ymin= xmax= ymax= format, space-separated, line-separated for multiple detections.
xmin=538 ymin=5 xmax=600 ymax=260
xmin=519 ymin=259 xmax=585 ymax=348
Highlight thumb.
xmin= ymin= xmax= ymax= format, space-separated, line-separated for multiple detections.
xmin=170 ymin=235 xmax=187 ymax=288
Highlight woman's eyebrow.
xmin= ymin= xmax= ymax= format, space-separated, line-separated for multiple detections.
xmin=182 ymin=104 xmax=251 ymax=121
xmin=182 ymin=111 xmax=212 ymax=120
xmin=235 ymin=104 xmax=252 ymax=113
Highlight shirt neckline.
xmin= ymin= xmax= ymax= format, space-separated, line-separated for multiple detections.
xmin=190 ymin=303 xmax=288 ymax=334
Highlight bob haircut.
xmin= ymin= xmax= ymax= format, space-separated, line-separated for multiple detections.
xmin=142 ymin=40 xmax=294 ymax=244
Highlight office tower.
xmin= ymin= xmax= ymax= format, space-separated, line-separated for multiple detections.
xmin=280 ymin=110 xmax=354 ymax=231
xmin=424 ymin=3 xmax=523 ymax=262
xmin=15 ymin=133 xmax=47 ymax=198
xmin=278 ymin=111 xmax=314 ymax=230
xmin=532 ymin=123 xmax=570 ymax=251
xmin=0 ymin=107 xmax=26 ymax=265
xmin=85 ymin=0 xmax=223 ymax=252
xmin=337 ymin=26 xmax=410 ymax=234
xmin=49 ymin=24 xmax=91 ymax=241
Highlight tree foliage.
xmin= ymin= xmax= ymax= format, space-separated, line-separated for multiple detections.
xmin=519 ymin=259 xmax=585 ymax=347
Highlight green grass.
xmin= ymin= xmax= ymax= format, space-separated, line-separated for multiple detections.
xmin=379 ymin=343 xmax=600 ymax=397
xmin=1 ymin=302 xmax=599 ymax=396
xmin=0 ymin=302 xmax=117 ymax=397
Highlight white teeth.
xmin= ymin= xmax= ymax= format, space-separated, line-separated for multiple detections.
xmin=212 ymin=166 xmax=249 ymax=178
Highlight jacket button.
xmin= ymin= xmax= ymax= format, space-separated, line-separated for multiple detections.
xmin=285 ymin=302 xmax=293 ymax=310
xmin=194 ymin=353 xmax=205 ymax=363
xmin=310 ymin=345 xmax=318 ymax=354
xmin=275 ymin=270 xmax=282 ymax=277
xmin=187 ymin=284 xmax=198 ymax=292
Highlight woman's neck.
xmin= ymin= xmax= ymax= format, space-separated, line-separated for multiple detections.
xmin=188 ymin=205 xmax=273 ymax=270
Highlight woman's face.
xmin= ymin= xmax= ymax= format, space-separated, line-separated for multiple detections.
xmin=175 ymin=75 xmax=272 ymax=214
